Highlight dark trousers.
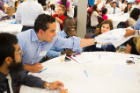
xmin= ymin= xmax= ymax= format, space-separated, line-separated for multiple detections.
xmin=74 ymin=6 xmax=77 ymax=18
xmin=21 ymin=27 xmax=34 ymax=32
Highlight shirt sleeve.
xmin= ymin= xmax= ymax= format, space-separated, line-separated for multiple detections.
xmin=47 ymin=47 xmax=62 ymax=58
xmin=13 ymin=72 xmax=45 ymax=88
xmin=53 ymin=36 xmax=81 ymax=50
xmin=134 ymin=18 xmax=140 ymax=30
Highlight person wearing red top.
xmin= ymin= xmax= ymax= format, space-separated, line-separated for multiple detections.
xmin=102 ymin=8 xmax=108 ymax=20
xmin=53 ymin=5 xmax=66 ymax=31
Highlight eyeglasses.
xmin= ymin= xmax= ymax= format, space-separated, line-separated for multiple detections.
xmin=15 ymin=48 xmax=23 ymax=55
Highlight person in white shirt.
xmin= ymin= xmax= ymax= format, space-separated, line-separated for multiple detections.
xmin=120 ymin=0 xmax=127 ymax=11
xmin=91 ymin=4 xmax=100 ymax=26
xmin=108 ymin=2 xmax=121 ymax=14
xmin=105 ymin=0 xmax=112 ymax=9
xmin=15 ymin=0 xmax=44 ymax=31
xmin=132 ymin=1 xmax=139 ymax=10
xmin=0 ymin=10 xmax=6 ymax=20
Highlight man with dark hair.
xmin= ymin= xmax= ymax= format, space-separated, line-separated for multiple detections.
xmin=108 ymin=2 xmax=121 ymax=14
xmin=53 ymin=5 xmax=66 ymax=30
xmin=17 ymin=13 xmax=127 ymax=74
xmin=47 ymin=17 xmax=82 ymax=58
xmin=0 ymin=33 xmax=67 ymax=93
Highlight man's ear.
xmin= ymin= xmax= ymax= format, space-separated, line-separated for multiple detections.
xmin=38 ymin=29 xmax=43 ymax=35
xmin=5 ymin=57 xmax=12 ymax=66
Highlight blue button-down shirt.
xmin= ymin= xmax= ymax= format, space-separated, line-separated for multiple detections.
xmin=134 ymin=18 xmax=140 ymax=30
xmin=17 ymin=29 xmax=81 ymax=65
xmin=47 ymin=31 xmax=83 ymax=58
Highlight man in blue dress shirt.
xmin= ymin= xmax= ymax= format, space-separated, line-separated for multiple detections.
xmin=47 ymin=17 xmax=82 ymax=58
xmin=17 ymin=13 xmax=127 ymax=73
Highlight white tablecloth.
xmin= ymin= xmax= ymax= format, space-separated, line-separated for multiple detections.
xmin=19 ymin=52 xmax=140 ymax=93
xmin=0 ymin=19 xmax=22 ymax=35
xmin=107 ymin=13 xmax=130 ymax=28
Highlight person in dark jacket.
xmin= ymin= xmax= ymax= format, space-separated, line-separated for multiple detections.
xmin=0 ymin=33 xmax=67 ymax=93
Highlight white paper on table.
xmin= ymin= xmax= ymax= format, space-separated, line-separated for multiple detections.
xmin=70 ymin=54 xmax=93 ymax=64
xmin=92 ymin=63 xmax=114 ymax=76
xmin=113 ymin=64 xmax=136 ymax=81
xmin=39 ymin=67 xmax=63 ymax=78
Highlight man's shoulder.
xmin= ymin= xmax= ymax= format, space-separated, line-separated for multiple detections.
xmin=16 ymin=29 xmax=33 ymax=41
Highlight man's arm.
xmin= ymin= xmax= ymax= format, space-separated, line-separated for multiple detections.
xmin=23 ymin=63 xmax=43 ymax=73
xmin=55 ymin=17 xmax=63 ymax=24
xmin=14 ymin=72 xmax=66 ymax=91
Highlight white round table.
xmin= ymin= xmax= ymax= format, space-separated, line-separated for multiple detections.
xmin=107 ymin=13 xmax=130 ymax=28
xmin=19 ymin=52 xmax=140 ymax=93
xmin=0 ymin=19 xmax=22 ymax=35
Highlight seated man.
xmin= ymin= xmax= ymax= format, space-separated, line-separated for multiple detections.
xmin=0 ymin=33 xmax=67 ymax=93
xmin=4 ymin=7 xmax=15 ymax=20
xmin=53 ymin=5 xmax=66 ymax=31
xmin=108 ymin=2 xmax=121 ymax=14
xmin=47 ymin=17 xmax=82 ymax=58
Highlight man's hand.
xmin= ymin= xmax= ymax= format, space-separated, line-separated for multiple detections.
xmin=30 ymin=63 xmax=43 ymax=73
xmin=59 ymin=89 xmax=68 ymax=93
xmin=49 ymin=81 xmax=64 ymax=90
xmin=65 ymin=49 xmax=74 ymax=56
xmin=124 ymin=29 xmax=136 ymax=38
xmin=55 ymin=17 xmax=63 ymax=24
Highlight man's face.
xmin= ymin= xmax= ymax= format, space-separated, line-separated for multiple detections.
xmin=56 ymin=7 xmax=65 ymax=16
xmin=41 ymin=22 xmax=57 ymax=42
xmin=8 ymin=44 xmax=23 ymax=72
xmin=64 ymin=19 xmax=76 ymax=34
xmin=113 ymin=3 xmax=116 ymax=8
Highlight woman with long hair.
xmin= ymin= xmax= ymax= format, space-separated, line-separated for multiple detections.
xmin=84 ymin=20 xmax=116 ymax=52
xmin=90 ymin=4 xmax=100 ymax=26
xmin=126 ymin=36 xmax=140 ymax=55
xmin=124 ymin=3 xmax=132 ymax=13
xmin=128 ymin=8 xmax=140 ymax=28
xmin=57 ymin=0 xmax=70 ymax=16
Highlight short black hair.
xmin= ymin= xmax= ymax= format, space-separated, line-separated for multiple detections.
xmin=112 ymin=2 xmax=116 ymax=4
xmin=130 ymin=8 xmax=140 ymax=21
xmin=34 ymin=14 xmax=55 ymax=33
xmin=0 ymin=33 xmax=18 ymax=67
xmin=63 ymin=17 xmax=73 ymax=25
xmin=102 ymin=8 xmax=107 ymax=16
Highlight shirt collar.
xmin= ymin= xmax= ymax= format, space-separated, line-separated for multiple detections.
xmin=31 ymin=29 xmax=47 ymax=44
xmin=62 ymin=30 xmax=68 ymax=37
xmin=31 ymin=29 xmax=39 ymax=42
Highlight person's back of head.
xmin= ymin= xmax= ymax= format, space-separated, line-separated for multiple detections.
xmin=102 ymin=8 xmax=107 ymax=17
xmin=130 ymin=8 xmax=140 ymax=21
